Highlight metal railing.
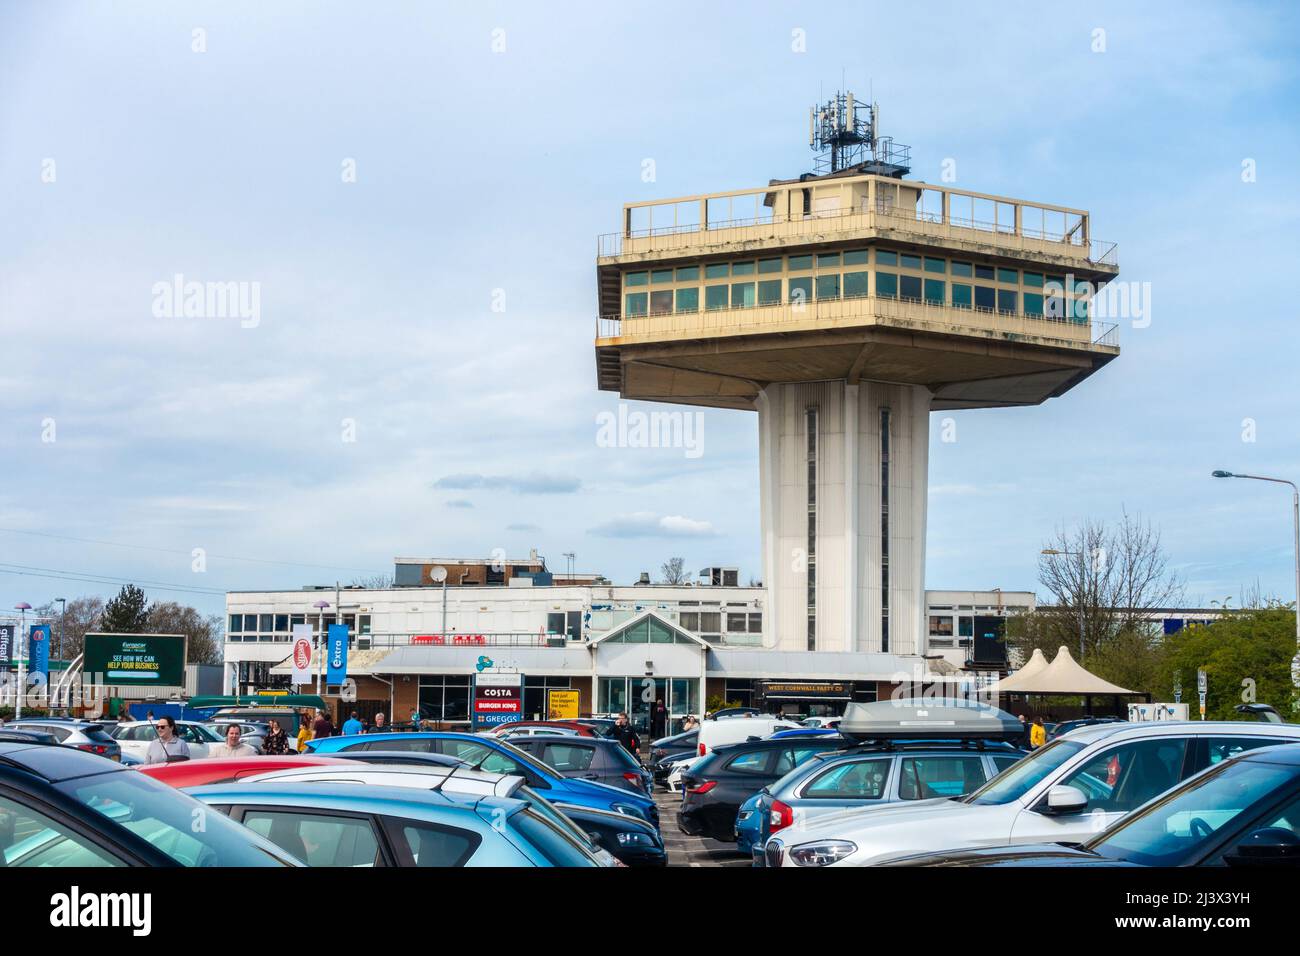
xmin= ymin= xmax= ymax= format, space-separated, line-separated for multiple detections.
xmin=598 ymin=197 xmax=1117 ymax=266
xmin=596 ymin=293 xmax=1120 ymax=350
xmin=225 ymin=631 xmax=580 ymax=649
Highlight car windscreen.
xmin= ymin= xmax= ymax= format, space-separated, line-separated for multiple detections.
xmin=1086 ymin=759 xmax=1298 ymax=866
xmin=508 ymin=808 xmax=598 ymax=867
xmin=963 ymin=739 xmax=1085 ymax=806
xmin=55 ymin=771 xmax=296 ymax=866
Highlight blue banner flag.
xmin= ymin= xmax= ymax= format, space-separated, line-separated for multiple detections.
xmin=326 ymin=624 xmax=349 ymax=686
xmin=29 ymin=624 xmax=51 ymax=683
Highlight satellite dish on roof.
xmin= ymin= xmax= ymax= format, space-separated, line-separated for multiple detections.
xmin=430 ymin=566 xmax=448 ymax=584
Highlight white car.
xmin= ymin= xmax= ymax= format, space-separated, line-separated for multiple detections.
xmin=801 ymin=717 xmax=841 ymax=730
xmin=109 ymin=720 xmax=224 ymax=761
xmin=763 ymin=720 xmax=1300 ymax=867
xmin=665 ymin=753 xmax=704 ymax=793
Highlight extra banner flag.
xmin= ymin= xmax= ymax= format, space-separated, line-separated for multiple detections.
xmin=326 ymin=623 xmax=349 ymax=686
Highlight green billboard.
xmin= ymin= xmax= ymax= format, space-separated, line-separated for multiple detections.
xmin=83 ymin=633 xmax=188 ymax=686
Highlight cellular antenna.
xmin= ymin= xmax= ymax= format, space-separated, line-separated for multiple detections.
xmin=808 ymin=89 xmax=910 ymax=177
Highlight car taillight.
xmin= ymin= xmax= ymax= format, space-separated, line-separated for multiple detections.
xmin=687 ymin=780 xmax=717 ymax=795
xmin=769 ymin=799 xmax=794 ymax=834
xmin=77 ymin=744 xmax=109 ymax=756
xmin=623 ymin=772 xmax=644 ymax=789
xmin=698 ymin=743 xmax=706 ymax=756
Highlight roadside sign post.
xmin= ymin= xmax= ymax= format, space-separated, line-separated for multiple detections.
xmin=1197 ymin=669 xmax=1207 ymax=720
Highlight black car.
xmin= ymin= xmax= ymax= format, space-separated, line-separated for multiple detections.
xmin=652 ymin=744 xmax=697 ymax=788
xmin=1047 ymin=717 xmax=1126 ymax=740
xmin=884 ymin=743 xmax=1300 ymax=868
xmin=557 ymin=803 xmax=666 ymax=867
xmin=574 ymin=718 xmax=619 ymax=738
xmin=0 ymin=729 xmax=60 ymax=746
xmin=507 ymin=736 xmax=653 ymax=794
xmin=0 ymin=741 xmax=298 ymax=866
xmin=678 ymin=737 xmax=851 ymax=841
xmin=650 ymin=730 xmax=699 ymax=773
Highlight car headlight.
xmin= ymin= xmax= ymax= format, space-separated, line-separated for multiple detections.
xmin=789 ymin=841 xmax=857 ymax=867
xmin=615 ymin=831 xmax=656 ymax=847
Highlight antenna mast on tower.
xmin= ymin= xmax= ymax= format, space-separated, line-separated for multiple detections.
xmin=808 ymin=90 xmax=910 ymax=177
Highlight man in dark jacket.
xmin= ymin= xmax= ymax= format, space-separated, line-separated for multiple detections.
xmin=611 ymin=712 xmax=640 ymax=755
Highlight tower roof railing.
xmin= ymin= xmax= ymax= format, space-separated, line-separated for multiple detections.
xmin=597 ymin=173 xmax=1117 ymax=268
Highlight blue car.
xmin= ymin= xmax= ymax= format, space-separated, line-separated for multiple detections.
xmin=766 ymin=728 xmax=843 ymax=740
xmin=306 ymin=732 xmax=659 ymax=827
xmin=735 ymin=791 xmax=766 ymax=856
xmin=187 ymin=781 xmax=604 ymax=866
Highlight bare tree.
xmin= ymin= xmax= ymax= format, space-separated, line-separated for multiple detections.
xmin=145 ymin=602 xmax=223 ymax=665
xmin=1012 ymin=511 xmax=1183 ymax=666
xmin=660 ymin=557 xmax=688 ymax=585
xmin=351 ymin=574 xmax=394 ymax=589
xmin=31 ymin=596 xmax=104 ymax=661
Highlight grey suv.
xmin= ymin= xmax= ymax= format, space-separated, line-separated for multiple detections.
xmin=505 ymin=736 xmax=653 ymax=794
xmin=4 ymin=718 xmax=122 ymax=761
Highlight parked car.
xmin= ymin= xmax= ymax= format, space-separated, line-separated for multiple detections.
xmin=5 ymin=718 xmax=121 ymax=761
xmin=708 ymin=707 xmax=762 ymax=720
xmin=505 ymin=735 xmax=652 ymax=794
xmin=763 ymin=721 xmax=1300 ymax=867
xmin=313 ymin=750 xmax=467 ymax=770
xmin=204 ymin=720 xmax=269 ymax=752
xmin=496 ymin=726 xmax=582 ymax=739
xmin=232 ymin=762 xmax=621 ymax=866
xmin=490 ymin=721 xmax=598 ymax=738
xmin=697 ymin=716 xmax=802 ymax=757
xmin=678 ymin=737 xmax=853 ymax=841
xmin=559 ymin=803 xmax=666 ymax=867
xmin=305 ymin=732 xmax=660 ymax=827
xmin=574 ymin=718 xmax=619 ymax=738
xmin=767 ymin=728 xmax=843 ymax=740
xmin=1048 ymin=717 xmax=1126 ymax=740
xmin=736 ymin=741 xmax=1025 ymax=861
xmin=801 ymin=717 xmax=842 ymax=730
xmin=0 ymin=729 xmax=60 ymax=747
xmin=110 ymin=719 xmax=223 ymax=760
xmin=0 ymin=741 xmax=299 ymax=866
xmin=884 ymin=743 xmax=1300 ymax=867
xmin=140 ymin=755 xmax=357 ymax=788
xmin=185 ymin=780 xmax=604 ymax=867
xmin=650 ymin=729 xmax=698 ymax=766
xmin=210 ymin=707 xmax=308 ymax=750
xmin=652 ymin=743 xmax=696 ymax=787
xmin=664 ymin=753 xmax=702 ymax=793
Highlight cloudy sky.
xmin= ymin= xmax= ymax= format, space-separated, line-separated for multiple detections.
xmin=1 ymin=0 xmax=1298 ymax=619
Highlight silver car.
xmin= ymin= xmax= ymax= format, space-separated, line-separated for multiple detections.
xmin=5 ymin=719 xmax=122 ymax=761
xmin=764 ymin=721 xmax=1300 ymax=867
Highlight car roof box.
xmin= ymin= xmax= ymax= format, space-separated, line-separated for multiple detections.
xmin=839 ymin=698 xmax=1021 ymax=744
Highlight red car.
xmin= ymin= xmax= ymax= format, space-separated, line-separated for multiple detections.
xmin=139 ymin=755 xmax=353 ymax=788
xmin=490 ymin=720 xmax=598 ymax=737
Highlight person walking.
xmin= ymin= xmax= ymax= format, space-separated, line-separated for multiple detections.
xmin=262 ymin=718 xmax=290 ymax=755
xmin=1029 ymin=716 xmax=1047 ymax=749
xmin=610 ymin=712 xmax=640 ymax=755
xmin=341 ymin=711 xmax=363 ymax=736
xmin=295 ymin=712 xmax=313 ymax=752
xmin=208 ymin=723 xmax=257 ymax=758
xmin=144 ymin=716 xmax=190 ymax=764
xmin=1016 ymin=714 xmax=1030 ymax=749
xmin=312 ymin=709 xmax=335 ymax=740
xmin=651 ymin=698 xmax=668 ymax=739
xmin=368 ymin=712 xmax=388 ymax=733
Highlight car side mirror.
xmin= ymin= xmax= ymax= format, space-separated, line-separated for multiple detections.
xmin=1041 ymin=785 xmax=1088 ymax=815
xmin=1224 ymin=828 xmax=1300 ymax=867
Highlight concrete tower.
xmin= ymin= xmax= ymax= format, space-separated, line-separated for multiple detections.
xmin=594 ymin=97 xmax=1119 ymax=657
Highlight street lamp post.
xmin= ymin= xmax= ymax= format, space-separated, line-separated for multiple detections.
xmin=313 ymin=600 xmax=330 ymax=695
xmin=14 ymin=603 xmax=31 ymax=719
xmin=1212 ymin=470 xmax=1300 ymax=700
xmin=1042 ymin=549 xmax=1086 ymax=663
xmin=55 ymin=598 xmax=66 ymax=713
